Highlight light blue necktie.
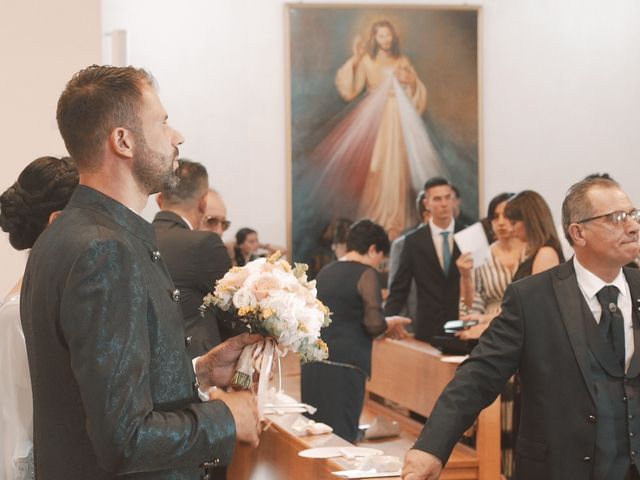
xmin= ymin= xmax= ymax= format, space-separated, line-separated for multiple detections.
xmin=441 ymin=231 xmax=451 ymax=276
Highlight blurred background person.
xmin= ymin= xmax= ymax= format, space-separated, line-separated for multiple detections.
xmin=301 ymin=219 xmax=410 ymax=442
xmin=387 ymin=191 xmax=431 ymax=327
xmin=199 ymin=188 xmax=231 ymax=236
xmin=505 ymin=190 xmax=565 ymax=281
xmin=0 ymin=156 xmax=78 ymax=480
xmin=451 ymin=184 xmax=474 ymax=227
xmin=331 ymin=218 xmax=353 ymax=260
xmin=153 ymin=160 xmax=231 ymax=356
xmin=456 ymin=192 xmax=525 ymax=338
xmin=228 ymin=227 xmax=287 ymax=266
xmin=385 ymin=177 xmax=464 ymax=343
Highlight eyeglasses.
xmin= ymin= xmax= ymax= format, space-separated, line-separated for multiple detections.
xmin=576 ymin=209 xmax=640 ymax=225
xmin=203 ymin=216 xmax=231 ymax=231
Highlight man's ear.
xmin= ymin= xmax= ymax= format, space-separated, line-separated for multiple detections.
xmin=568 ymin=223 xmax=586 ymax=247
xmin=48 ymin=210 xmax=62 ymax=225
xmin=108 ymin=127 xmax=135 ymax=159
xmin=156 ymin=193 xmax=164 ymax=209
xmin=198 ymin=193 xmax=208 ymax=214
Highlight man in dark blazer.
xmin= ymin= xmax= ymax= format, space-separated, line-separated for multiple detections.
xmin=20 ymin=65 xmax=260 ymax=479
xmin=153 ymin=160 xmax=231 ymax=357
xmin=385 ymin=177 xmax=465 ymax=342
xmin=402 ymin=177 xmax=640 ymax=480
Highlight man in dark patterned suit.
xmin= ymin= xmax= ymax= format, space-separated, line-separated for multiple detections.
xmin=20 ymin=65 xmax=260 ymax=479
xmin=153 ymin=159 xmax=231 ymax=357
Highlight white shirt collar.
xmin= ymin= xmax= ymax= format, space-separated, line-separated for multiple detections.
xmin=178 ymin=214 xmax=193 ymax=231
xmin=573 ymin=256 xmax=628 ymax=300
xmin=429 ymin=218 xmax=455 ymax=236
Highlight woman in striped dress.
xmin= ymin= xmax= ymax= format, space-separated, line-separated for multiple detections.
xmin=456 ymin=193 xmax=525 ymax=336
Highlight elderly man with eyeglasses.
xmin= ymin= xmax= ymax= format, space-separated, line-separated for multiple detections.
xmin=153 ymin=160 xmax=233 ymax=358
xmin=200 ymin=188 xmax=232 ymax=236
xmin=402 ymin=176 xmax=640 ymax=480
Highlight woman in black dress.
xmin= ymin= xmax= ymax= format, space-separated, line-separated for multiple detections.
xmin=301 ymin=219 xmax=410 ymax=442
xmin=504 ymin=190 xmax=565 ymax=281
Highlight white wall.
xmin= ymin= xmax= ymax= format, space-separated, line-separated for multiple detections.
xmin=0 ymin=0 xmax=101 ymax=295
xmin=101 ymin=0 xmax=640 ymax=234
xmin=2 ymin=0 xmax=639 ymax=294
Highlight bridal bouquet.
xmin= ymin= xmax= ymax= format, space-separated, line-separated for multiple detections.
xmin=201 ymin=252 xmax=331 ymax=390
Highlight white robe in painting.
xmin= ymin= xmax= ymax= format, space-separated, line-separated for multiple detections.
xmin=315 ymin=53 xmax=446 ymax=235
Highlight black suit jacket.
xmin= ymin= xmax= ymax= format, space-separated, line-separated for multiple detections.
xmin=21 ymin=186 xmax=236 ymax=479
xmin=385 ymin=222 xmax=463 ymax=341
xmin=152 ymin=211 xmax=231 ymax=357
xmin=414 ymin=261 xmax=640 ymax=480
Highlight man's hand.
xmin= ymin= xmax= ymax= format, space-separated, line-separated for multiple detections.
xmin=384 ymin=316 xmax=411 ymax=340
xmin=401 ymin=449 xmax=443 ymax=480
xmin=196 ymin=333 xmax=262 ymax=389
xmin=210 ymin=389 xmax=261 ymax=446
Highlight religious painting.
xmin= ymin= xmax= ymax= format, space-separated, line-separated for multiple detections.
xmin=286 ymin=4 xmax=481 ymax=276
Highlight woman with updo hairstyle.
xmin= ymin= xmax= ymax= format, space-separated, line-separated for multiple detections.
xmin=504 ymin=190 xmax=565 ymax=281
xmin=301 ymin=219 xmax=410 ymax=442
xmin=0 ymin=156 xmax=78 ymax=480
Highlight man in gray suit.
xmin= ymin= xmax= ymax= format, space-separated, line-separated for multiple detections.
xmin=153 ymin=160 xmax=231 ymax=357
xmin=388 ymin=191 xmax=431 ymax=326
xmin=21 ymin=65 xmax=260 ymax=479
xmin=402 ymin=176 xmax=640 ymax=480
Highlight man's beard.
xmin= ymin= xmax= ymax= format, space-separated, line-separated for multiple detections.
xmin=131 ymin=135 xmax=178 ymax=195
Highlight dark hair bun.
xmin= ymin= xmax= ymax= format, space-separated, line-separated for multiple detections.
xmin=0 ymin=156 xmax=78 ymax=250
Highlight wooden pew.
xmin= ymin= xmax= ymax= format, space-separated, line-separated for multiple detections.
xmin=367 ymin=338 xmax=501 ymax=480
xmin=229 ymin=339 xmax=501 ymax=480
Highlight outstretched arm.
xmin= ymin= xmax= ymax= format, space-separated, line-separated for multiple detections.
xmin=409 ymin=283 xmax=525 ymax=466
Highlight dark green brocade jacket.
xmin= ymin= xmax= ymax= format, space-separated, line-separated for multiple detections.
xmin=20 ymin=185 xmax=236 ymax=479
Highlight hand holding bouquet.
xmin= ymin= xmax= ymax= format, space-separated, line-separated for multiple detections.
xmin=201 ymin=252 xmax=331 ymax=390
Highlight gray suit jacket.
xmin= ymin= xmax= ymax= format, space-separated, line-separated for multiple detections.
xmin=414 ymin=260 xmax=640 ymax=480
xmin=152 ymin=210 xmax=231 ymax=357
xmin=21 ymin=186 xmax=236 ymax=479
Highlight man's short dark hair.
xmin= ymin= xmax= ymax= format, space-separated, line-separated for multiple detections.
xmin=56 ymin=65 xmax=155 ymax=171
xmin=161 ymin=159 xmax=208 ymax=205
xmin=423 ymin=177 xmax=450 ymax=194
xmin=562 ymin=176 xmax=620 ymax=245
xmin=416 ymin=191 xmax=428 ymax=216
xmin=346 ymin=219 xmax=390 ymax=256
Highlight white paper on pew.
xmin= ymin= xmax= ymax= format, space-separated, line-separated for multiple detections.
xmin=332 ymin=469 xmax=401 ymax=478
xmin=453 ymin=222 xmax=490 ymax=268
xmin=440 ymin=355 xmax=468 ymax=364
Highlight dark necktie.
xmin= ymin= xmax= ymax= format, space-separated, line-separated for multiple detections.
xmin=596 ymin=285 xmax=625 ymax=369
xmin=440 ymin=231 xmax=451 ymax=276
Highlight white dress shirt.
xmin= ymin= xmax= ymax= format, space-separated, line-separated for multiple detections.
xmin=429 ymin=218 xmax=455 ymax=271
xmin=574 ymin=257 xmax=634 ymax=371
